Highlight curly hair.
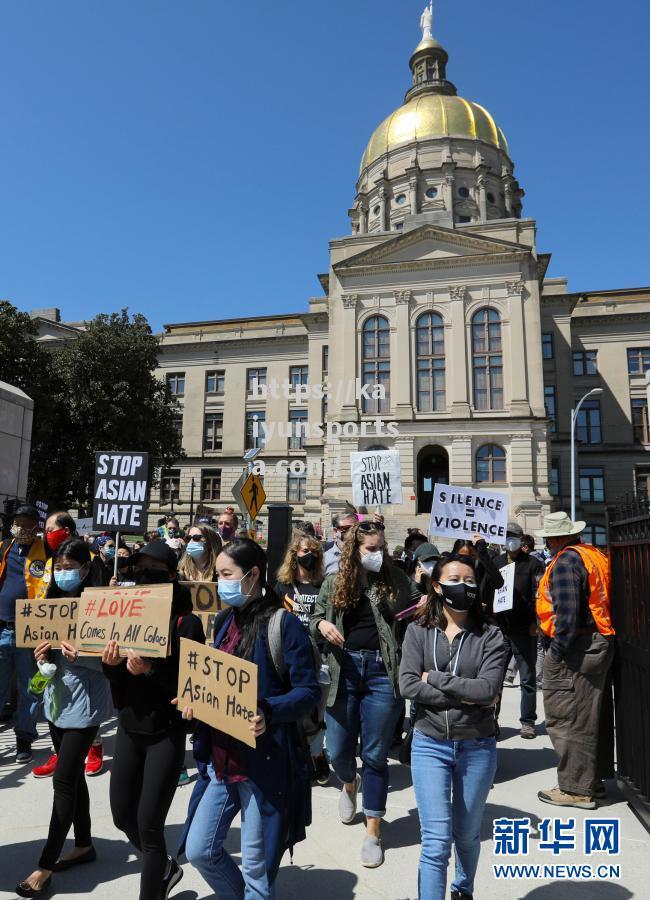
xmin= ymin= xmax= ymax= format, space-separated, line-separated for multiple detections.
xmin=416 ymin=554 xmax=487 ymax=630
xmin=332 ymin=522 xmax=395 ymax=611
xmin=276 ymin=530 xmax=324 ymax=585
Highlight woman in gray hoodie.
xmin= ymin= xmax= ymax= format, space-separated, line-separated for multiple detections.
xmin=399 ymin=553 xmax=507 ymax=900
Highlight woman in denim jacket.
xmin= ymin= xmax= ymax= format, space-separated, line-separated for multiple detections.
xmin=399 ymin=553 xmax=507 ymax=900
xmin=16 ymin=538 xmax=113 ymax=898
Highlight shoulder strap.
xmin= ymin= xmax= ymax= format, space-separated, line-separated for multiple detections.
xmin=212 ymin=609 xmax=234 ymax=648
xmin=268 ymin=608 xmax=288 ymax=682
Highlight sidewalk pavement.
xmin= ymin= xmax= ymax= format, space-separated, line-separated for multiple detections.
xmin=0 ymin=687 xmax=647 ymax=899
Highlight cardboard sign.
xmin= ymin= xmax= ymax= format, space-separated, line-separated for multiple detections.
xmin=196 ymin=611 xmax=218 ymax=644
xmin=350 ymin=450 xmax=402 ymax=507
xmin=177 ymin=637 xmax=258 ymax=748
xmin=92 ymin=452 xmax=149 ymax=532
xmin=34 ymin=500 xmax=49 ymax=531
xmin=76 ymin=584 xmax=173 ymax=657
xmin=180 ymin=581 xmax=224 ymax=613
xmin=15 ymin=598 xmax=79 ymax=648
xmin=493 ymin=562 xmax=515 ymax=613
xmin=429 ymin=484 xmax=508 ymax=541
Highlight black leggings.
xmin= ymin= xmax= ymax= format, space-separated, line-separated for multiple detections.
xmin=39 ymin=722 xmax=98 ymax=870
xmin=110 ymin=725 xmax=186 ymax=900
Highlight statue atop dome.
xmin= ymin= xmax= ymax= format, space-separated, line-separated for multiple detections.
xmin=420 ymin=2 xmax=433 ymax=40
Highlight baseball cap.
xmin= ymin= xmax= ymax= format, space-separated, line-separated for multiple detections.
xmin=413 ymin=542 xmax=441 ymax=562
xmin=14 ymin=505 xmax=40 ymax=522
xmin=132 ymin=541 xmax=178 ymax=571
xmin=506 ymin=522 xmax=524 ymax=537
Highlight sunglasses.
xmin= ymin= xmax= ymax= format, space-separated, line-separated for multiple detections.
xmin=357 ymin=521 xmax=385 ymax=532
xmin=189 ymin=535 xmax=207 ymax=542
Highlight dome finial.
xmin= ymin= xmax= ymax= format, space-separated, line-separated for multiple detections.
xmin=420 ymin=2 xmax=434 ymax=41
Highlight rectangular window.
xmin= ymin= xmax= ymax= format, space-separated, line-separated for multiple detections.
xmin=287 ymin=474 xmax=306 ymax=503
xmin=544 ymin=385 xmax=557 ymax=433
xmin=576 ymin=398 xmax=601 ymax=444
xmin=201 ymin=469 xmax=221 ymax=502
xmin=579 ymin=466 xmax=605 ymax=503
xmin=246 ymin=368 xmax=267 ymax=393
xmin=542 ymin=333 xmax=554 ymax=360
xmin=245 ymin=411 xmax=265 ymax=450
xmin=635 ymin=467 xmax=650 ymax=498
xmin=203 ymin=413 xmax=223 ymax=451
xmin=166 ymin=372 xmax=185 ymax=396
xmin=362 ymin=361 xmax=391 ymax=414
xmin=627 ymin=347 xmax=650 ymax=374
xmin=288 ymin=409 xmax=308 ymax=450
xmin=322 ymin=346 xmax=329 ymax=375
xmin=160 ymin=469 xmax=180 ymax=504
xmin=172 ymin=416 xmax=183 ymax=440
xmin=550 ymin=459 xmax=560 ymax=497
xmin=572 ymin=350 xmax=598 ymax=376
xmin=206 ymin=370 xmax=225 ymax=394
xmin=289 ymin=365 xmax=309 ymax=387
xmin=583 ymin=524 xmax=607 ymax=547
xmin=631 ymin=398 xmax=649 ymax=443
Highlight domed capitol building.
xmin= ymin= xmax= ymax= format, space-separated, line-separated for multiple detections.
xmin=36 ymin=7 xmax=650 ymax=542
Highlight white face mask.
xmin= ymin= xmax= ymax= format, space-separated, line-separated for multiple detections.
xmin=361 ymin=550 xmax=383 ymax=573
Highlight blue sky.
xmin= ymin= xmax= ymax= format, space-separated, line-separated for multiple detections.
xmin=1 ymin=1 xmax=647 ymax=331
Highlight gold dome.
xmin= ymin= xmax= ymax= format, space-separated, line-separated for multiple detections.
xmin=360 ymin=93 xmax=509 ymax=174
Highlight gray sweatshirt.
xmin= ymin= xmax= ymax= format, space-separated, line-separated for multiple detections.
xmin=399 ymin=620 xmax=507 ymax=740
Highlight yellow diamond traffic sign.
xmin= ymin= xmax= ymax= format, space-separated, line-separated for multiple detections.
xmin=240 ymin=473 xmax=266 ymax=521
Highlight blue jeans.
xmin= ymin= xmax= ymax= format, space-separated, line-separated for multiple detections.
xmin=325 ymin=649 xmax=403 ymax=818
xmin=411 ymin=730 xmax=497 ymax=900
xmin=185 ymin=763 xmax=279 ymax=900
xmin=0 ymin=624 xmax=38 ymax=743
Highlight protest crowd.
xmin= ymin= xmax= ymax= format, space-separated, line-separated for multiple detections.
xmin=0 ymin=489 xmax=616 ymax=900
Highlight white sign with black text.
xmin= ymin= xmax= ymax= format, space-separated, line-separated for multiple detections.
xmin=350 ymin=450 xmax=402 ymax=507
xmin=429 ymin=484 xmax=509 ymax=541
xmin=92 ymin=452 xmax=150 ymax=532
xmin=493 ymin=562 xmax=515 ymax=613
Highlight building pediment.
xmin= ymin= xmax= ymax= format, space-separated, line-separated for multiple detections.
xmin=334 ymin=224 xmax=529 ymax=277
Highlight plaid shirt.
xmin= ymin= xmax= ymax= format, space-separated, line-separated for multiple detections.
xmin=547 ymin=541 xmax=591 ymax=659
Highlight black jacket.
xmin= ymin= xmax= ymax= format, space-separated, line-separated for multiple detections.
xmin=490 ymin=551 xmax=545 ymax=631
xmin=103 ymin=581 xmax=205 ymax=734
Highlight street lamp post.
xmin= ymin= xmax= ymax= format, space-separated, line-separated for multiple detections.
xmin=570 ymin=387 xmax=604 ymax=521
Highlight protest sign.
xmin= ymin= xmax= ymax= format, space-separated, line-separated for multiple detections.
xmin=196 ymin=611 xmax=217 ymax=644
xmin=92 ymin=452 xmax=149 ymax=531
xmin=34 ymin=500 xmax=49 ymax=531
xmin=429 ymin=484 xmax=508 ymax=541
xmin=493 ymin=562 xmax=515 ymax=613
xmin=350 ymin=450 xmax=402 ymax=507
xmin=76 ymin=517 xmax=94 ymax=536
xmin=177 ymin=637 xmax=258 ymax=748
xmin=76 ymin=584 xmax=172 ymax=657
xmin=180 ymin=581 xmax=224 ymax=613
xmin=15 ymin=598 xmax=79 ymax=648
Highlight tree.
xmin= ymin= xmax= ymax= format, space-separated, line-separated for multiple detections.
xmin=0 ymin=302 xmax=183 ymax=511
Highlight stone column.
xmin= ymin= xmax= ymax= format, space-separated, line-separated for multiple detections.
xmin=378 ymin=186 xmax=388 ymax=232
xmin=506 ymin=279 xmax=532 ymax=416
xmin=338 ymin=295 xmax=360 ymax=421
xmin=393 ymin=292 xmax=414 ymax=419
xmin=409 ymin=176 xmax=418 ymax=216
xmin=450 ymin=436 xmax=473 ymax=485
xmin=448 ymin=286 xmax=471 ymax=415
xmin=477 ymin=176 xmax=487 ymax=222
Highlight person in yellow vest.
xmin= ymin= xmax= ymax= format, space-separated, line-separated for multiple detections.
xmin=0 ymin=504 xmax=48 ymax=763
xmin=535 ymin=512 xmax=615 ymax=809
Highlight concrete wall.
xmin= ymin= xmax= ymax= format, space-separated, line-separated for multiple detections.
xmin=0 ymin=381 xmax=33 ymax=506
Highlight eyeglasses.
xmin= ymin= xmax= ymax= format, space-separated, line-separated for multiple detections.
xmin=357 ymin=521 xmax=385 ymax=532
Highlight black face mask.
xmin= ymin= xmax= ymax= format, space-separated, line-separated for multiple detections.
xmin=296 ymin=552 xmax=316 ymax=572
xmin=134 ymin=568 xmax=171 ymax=585
xmin=438 ymin=581 xmax=477 ymax=612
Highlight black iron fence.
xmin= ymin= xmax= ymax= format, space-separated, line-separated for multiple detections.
xmin=608 ymin=496 xmax=650 ymax=831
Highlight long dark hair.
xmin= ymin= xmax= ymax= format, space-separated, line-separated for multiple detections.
xmin=48 ymin=538 xmax=92 ymax=598
xmin=220 ymin=538 xmax=282 ymax=660
xmin=417 ymin=554 xmax=487 ymax=631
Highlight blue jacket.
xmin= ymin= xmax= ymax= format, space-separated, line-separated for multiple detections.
xmin=179 ymin=607 xmax=320 ymax=878
xmin=44 ymin=652 xmax=114 ymax=729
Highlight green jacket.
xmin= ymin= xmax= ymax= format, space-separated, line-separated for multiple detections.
xmin=310 ymin=566 xmax=421 ymax=706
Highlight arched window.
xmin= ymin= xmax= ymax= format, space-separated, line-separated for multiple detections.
xmin=472 ymin=308 xmax=503 ymax=410
xmin=416 ymin=312 xmax=446 ymax=411
xmin=362 ymin=316 xmax=390 ymax=414
xmin=476 ymin=444 xmax=506 ymax=483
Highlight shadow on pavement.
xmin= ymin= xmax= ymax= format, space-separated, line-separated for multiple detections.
xmin=495 ymin=746 xmax=558 ymax=783
xmin=275 ymin=863 xmax=358 ymax=899
xmin=523 ymin=884 xmax=633 ymax=899
xmin=482 ymin=802 xmax=542 ymax=840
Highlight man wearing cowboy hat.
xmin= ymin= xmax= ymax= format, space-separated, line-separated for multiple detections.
xmin=534 ymin=512 xmax=615 ymax=809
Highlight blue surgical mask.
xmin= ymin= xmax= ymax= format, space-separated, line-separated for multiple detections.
xmin=54 ymin=568 xmax=84 ymax=592
xmin=186 ymin=542 xmax=206 ymax=558
xmin=218 ymin=571 xmax=253 ymax=608
xmin=103 ymin=546 xmax=116 ymax=560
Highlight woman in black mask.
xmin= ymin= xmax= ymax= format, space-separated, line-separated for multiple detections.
xmin=101 ymin=542 xmax=205 ymax=900
xmin=275 ymin=530 xmax=329 ymax=784
xmin=399 ymin=554 xmax=507 ymax=900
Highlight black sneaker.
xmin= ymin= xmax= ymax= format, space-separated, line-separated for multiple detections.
xmin=160 ymin=856 xmax=183 ymax=899
xmin=16 ymin=740 xmax=33 ymax=764
xmin=313 ymin=754 xmax=330 ymax=786
xmin=451 ymin=891 xmax=473 ymax=900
